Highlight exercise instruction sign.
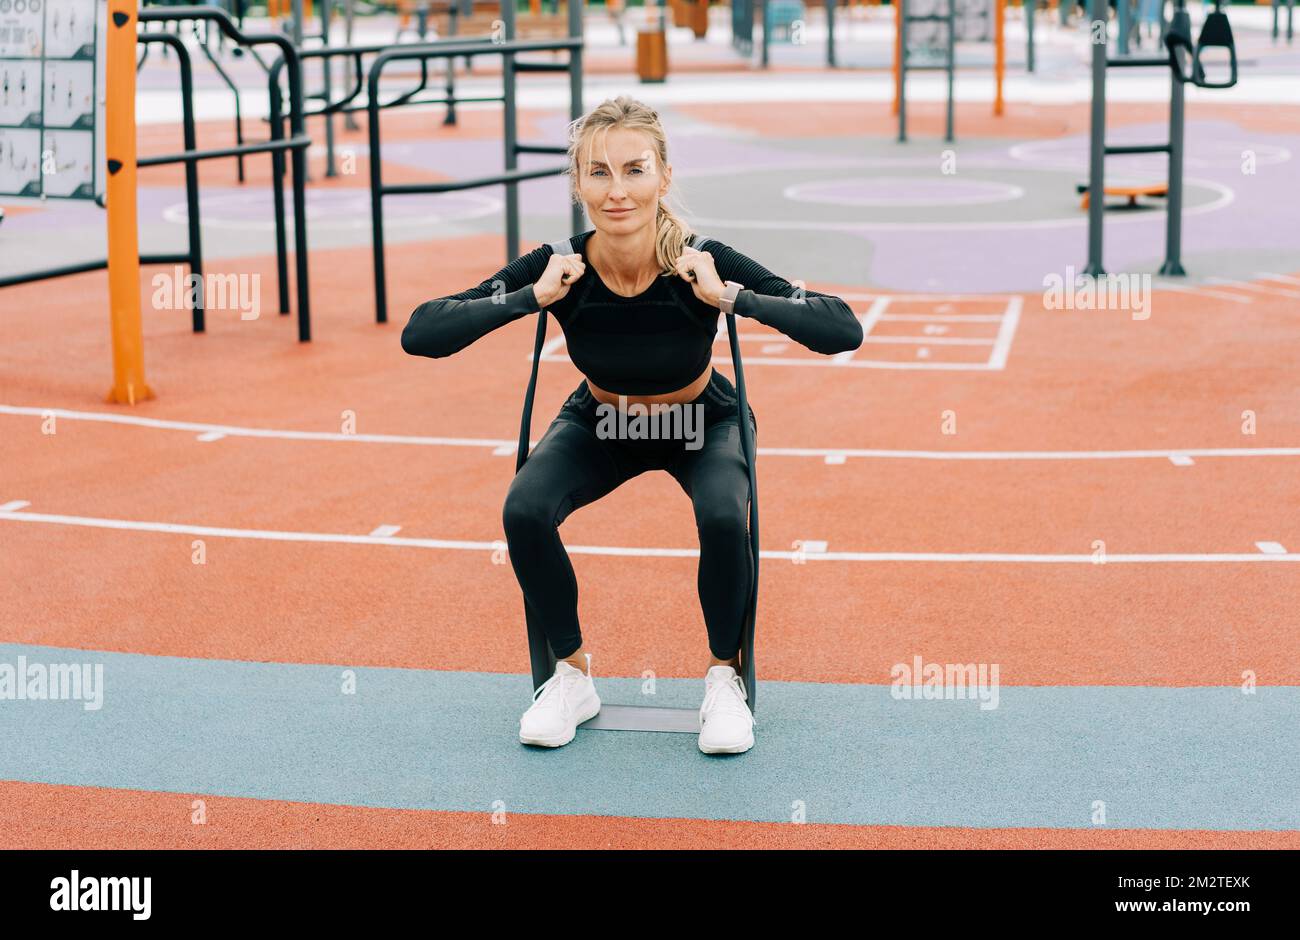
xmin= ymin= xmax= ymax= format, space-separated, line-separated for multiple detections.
xmin=0 ymin=0 xmax=107 ymax=199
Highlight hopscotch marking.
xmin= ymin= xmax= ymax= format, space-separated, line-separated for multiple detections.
xmin=539 ymin=294 xmax=1024 ymax=371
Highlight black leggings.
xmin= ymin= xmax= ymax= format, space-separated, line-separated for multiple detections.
xmin=502 ymin=368 xmax=758 ymax=662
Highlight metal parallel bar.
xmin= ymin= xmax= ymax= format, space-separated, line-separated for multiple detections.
xmin=567 ymin=0 xmax=585 ymax=238
xmin=138 ymin=32 xmax=204 ymax=333
xmin=514 ymin=61 xmax=571 ymax=73
xmin=0 ymin=260 xmax=108 ymax=289
xmin=266 ymin=36 xmax=575 ymax=125
xmin=1107 ymin=56 xmax=1169 ymax=67
xmin=267 ymin=48 xmax=499 ymax=120
xmin=323 ymin=94 xmax=499 ymax=117
xmin=443 ymin=0 xmax=458 ymax=127
xmin=193 ymin=20 xmax=247 ymax=183
xmin=503 ymin=0 xmax=519 ymax=262
xmin=140 ymin=253 xmax=195 ymax=265
xmin=137 ymin=136 xmax=310 ymax=166
xmin=1026 ymin=0 xmax=1035 ymax=73
xmin=139 ymin=6 xmax=313 ymax=341
xmin=366 ymin=33 xmax=585 ymax=325
xmin=1085 ymin=0 xmax=1107 ymax=276
xmin=381 ymin=164 xmax=565 ymax=195
xmin=269 ymin=79 xmax=291 ymax=317
xmin=321 ymin=0 xmax=337 ymax=177
xmin=1161 ymin=50 xmax=1187 ymax=275
xmin=1105 ymin=143 xmax=1172 ymax=155
xmin=898 ymin=0 xmax=907 ymax=141
xmin=368 ymin=54 xmax=390 ymax=325
xmin=827 ymin=0 xmax=836 ymax=67
xmin=946 ymin=0 xmax=955 ymax=142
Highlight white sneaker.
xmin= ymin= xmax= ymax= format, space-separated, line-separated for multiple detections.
xmin=519 ymin=656 xmax=600 ymax=747
xmin=698 ymin=665 xmax=756 ymax=754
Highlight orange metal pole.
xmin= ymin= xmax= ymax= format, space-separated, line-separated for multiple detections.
xmin=994 ymin=0 xmax=1005 ymax=116
xmin=892 ymin=0 xmax=901 ymax=116
xmin=104 ymin=0 xmax=154 ymax=405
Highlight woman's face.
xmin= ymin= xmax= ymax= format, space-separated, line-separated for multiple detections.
xmin=577 ymin=127 xmax=670 ymax=235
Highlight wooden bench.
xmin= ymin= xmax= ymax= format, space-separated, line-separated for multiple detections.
xmin=1076 ymin=183 xmax=1168 ymax=209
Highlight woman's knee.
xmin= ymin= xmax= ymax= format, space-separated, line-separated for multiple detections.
xmin=502 ymin=481 xmax=557 ymax=540
xmin=695 ymin=494 xmax=748 ymax=543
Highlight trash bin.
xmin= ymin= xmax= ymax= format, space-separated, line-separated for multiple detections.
xmin=637 ymin=13 xmax=669 ymax=82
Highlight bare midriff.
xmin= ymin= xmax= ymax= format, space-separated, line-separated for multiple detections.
xmin=585 ymin=364 xmax=713 ymax=409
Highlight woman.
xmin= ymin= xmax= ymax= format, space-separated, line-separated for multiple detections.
xmin=401 ymin=96 xmax=862 ymax=754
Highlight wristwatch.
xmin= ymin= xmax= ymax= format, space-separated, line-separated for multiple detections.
xmin=718 ymin=280 xmax=744 ymax=316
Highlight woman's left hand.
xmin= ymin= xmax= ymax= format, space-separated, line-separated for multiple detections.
xmin=675 ymin=246 xmax=726 ymax=308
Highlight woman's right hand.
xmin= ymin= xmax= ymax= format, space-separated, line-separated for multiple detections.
xmin=532 ymin=252 xmax=586 ymax=309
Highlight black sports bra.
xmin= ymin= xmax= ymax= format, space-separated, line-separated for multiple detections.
xmin=543 ymin=231 xmax=718 ymax=396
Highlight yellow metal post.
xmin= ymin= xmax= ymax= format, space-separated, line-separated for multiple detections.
xmin=104 ymin=0 xmax=154 ymax=405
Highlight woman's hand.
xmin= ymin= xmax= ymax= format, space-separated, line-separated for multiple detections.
xmin=532 ymin=252 xmax=586 ymax=308
xmin=674 ymin=246 xmax=727 ymax=308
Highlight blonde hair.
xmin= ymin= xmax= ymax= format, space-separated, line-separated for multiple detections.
xmin=565 ymin=95 xmax=694 ymax=276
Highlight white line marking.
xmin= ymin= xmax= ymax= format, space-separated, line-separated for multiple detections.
xmin=834 ymin=297 xmax=889 ymax=365
xmin=1255 ymin=541 xmax=1287 ymax=555
xmin=987 ymin=296 xmax=1023 ymax=371
xmin=1152 ymin=280 xmax=1254 ymax=304
xmin=543 ymin=352 xmax=1007 ymax=370
xmin=1169 ymin=454 xmax=1195 ymax=466
xmin=196 ymin=431 xmax=225 ymax=443
xmin=755 ymin=446 xmax=1300 ymax=460
xmin=0 ymin=500 xmax=30 ymax=511
xmin=369 ymin=524 xmax=402 ymax=538
xmin=532 ymin=334 xmax=569 ymax=359
xmin=492 ymin=443 xmax=518 ymax=456
xmin=1253 ymin=272 xmax=1300 ymax=287
xmin=824 ymin=454 xmax=847 ymax=465
xmin=5 ymin=407 xmax=1300 ymax=461
xmin=0 ymin=405 xmax=520 ymax=450
xmin=1203 ymin=277 xmax=1300 ymax=300
xmin=838 ymin=293 xmax=1023 ymax=302
xmin=798 ymin=540 xmax=828 ymax=553
xmin=879 ymin=314 xmax=1005 ymax=323
xmin=1 ymin=507 xmax=1297 ymax=563
xmin=862 ymin=336 xmax=995 ymax=346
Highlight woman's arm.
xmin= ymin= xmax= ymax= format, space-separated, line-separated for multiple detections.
xmin=400 ymin=244 xmax=552 ymax=359
xmin=706 ymin=239 xmax=864 ymax=356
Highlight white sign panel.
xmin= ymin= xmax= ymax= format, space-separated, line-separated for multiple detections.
xmin=0 ymin=0 xmax=106 ymax=199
